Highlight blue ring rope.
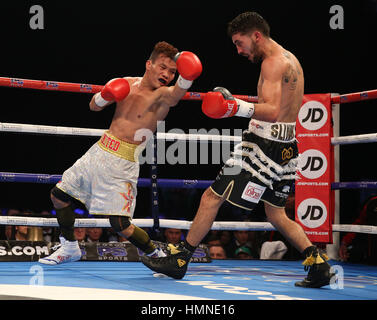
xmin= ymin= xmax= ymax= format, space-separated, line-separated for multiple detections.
xmin=0 ymin=172 xmax=376 ymax=190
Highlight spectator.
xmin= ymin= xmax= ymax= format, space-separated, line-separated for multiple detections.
xmin=225 ymin=230 xmax=256 ymax=258
xmin=40 ymin=210 xmax=58 ymax=242
xmin=235 ymin=246 xmax=254 ymax=260
xmin=164 ymin=228 xmax=183 ymax=245
xmin=14 ymin=225 xmax=29 ymax=241
xmin=209 ymin=245 xmax=227 ymax=259
xmin=4 ymin=208 xmax=21 ymax=240
xmin=219 ymin=230 xmax=232 ymax=248
xmin=339 ymin=195 xmax=377 ymax=265
xmin=205 ymin=233 xmax=221 ymax=247
xmin=86 ymin=227 xmax=105 ymax=242
xmin=74 ymin=227 xmax=87 ymax=242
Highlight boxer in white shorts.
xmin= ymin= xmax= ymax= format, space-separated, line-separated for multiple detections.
xmin=39 ymin=41 xmax=202 ymax=265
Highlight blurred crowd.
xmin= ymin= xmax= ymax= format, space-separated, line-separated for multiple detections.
xmin=1 ymin=189 xmax=376 ymax=264
xmin=0 ymin=193 xmax=302 ymax=262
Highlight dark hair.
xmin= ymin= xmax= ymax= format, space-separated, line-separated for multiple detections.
xmin=227 ymin=12 xmax=270 ymax=38
xmin=149 ymin=41 xmax=179 ymax=62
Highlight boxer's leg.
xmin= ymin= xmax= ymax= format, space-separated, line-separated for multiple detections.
xmin=38 ymin=187 xmax=81 ymax=265
xmin=109 ymin=216 xmax=165 ymax=257
xmin=186 ymin=188 xmax=226 ymax=247
xmin=264 ymin=203 xmax=311 ymax=253
xmin=50 ymin=186 xmax=76 ymax=241
xmin=141 ymin=188 xmax=226 ymax=279
xmin=264 ymin=203 xmax=334 ymax=288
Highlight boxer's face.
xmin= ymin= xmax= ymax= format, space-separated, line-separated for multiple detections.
xmin=146 ymin=54 xmax=176 ymax=89
xmin=232 ymin=31 xmax=263 ymax=64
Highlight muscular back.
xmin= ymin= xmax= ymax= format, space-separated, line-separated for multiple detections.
xmin=109 ymin=77 xmax=171 ymax=144
xmin=257 ymin=45 xmax=304 ymax=123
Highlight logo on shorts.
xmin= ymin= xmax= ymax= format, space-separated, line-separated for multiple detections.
xmin=119 ymin=183 xmax=134 ymax=213
xmin=282 ymin=147 xmax=294 ymax=161
xmin=282 ymin=185 xmax=290 ymax=193
xmin=241 ymin=182 xmax=266 ymax=203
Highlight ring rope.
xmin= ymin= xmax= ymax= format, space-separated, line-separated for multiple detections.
xmin=1 ymin=76 xmax=376 ymax=104
xmin=2 ymin=122 xmax=377 ymax=145
xmin=0 ymin=122 xmax=242 ymax=143
xmin=0 ymin=172 xmax=213 ymax=189
xmin=331 ymin=133 xmax=377 ymax=145
xmin=1 ymin=172 xmax=377 ymax=191
xmin=0 ymin=216 xmax=376 ymax=234
xmin=0 ymin=76 xmax=258 ymax=103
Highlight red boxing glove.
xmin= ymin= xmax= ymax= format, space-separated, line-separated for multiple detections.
xmin=95 ymin=78 xmax=130 ymax=107
xmin=202 ymin=92 xmax=237 ymax=119
xmin=202 ymin=87 xmax=255 ymax=119
xmin=174 ymin=51 xmax=202 ymax=89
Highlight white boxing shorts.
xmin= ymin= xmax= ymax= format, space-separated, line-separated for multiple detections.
xmin=56 ymin=131 xmax=144 ymax=217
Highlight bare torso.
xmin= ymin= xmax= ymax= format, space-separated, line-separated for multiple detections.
xmin=257 ymin=44 xmax=304 ymax=122
xmin=108 ymin=77 xmax=171 ymax=144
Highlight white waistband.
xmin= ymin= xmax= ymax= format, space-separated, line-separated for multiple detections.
xmin=246 ymin=119 xmax=296 ymax=142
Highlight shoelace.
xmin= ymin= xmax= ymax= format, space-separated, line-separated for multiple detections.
xmin=167 ymin=243 xmax=182 ymax=255
xmin=302 ymin=252 xmax=329 ymax=272
xmin=51 ymin=243 xmax=62 ymax=251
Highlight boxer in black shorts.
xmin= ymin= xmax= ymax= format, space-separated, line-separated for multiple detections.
xmin=211 ymin=120 xmax=298 ymax=210
xmin=142 ymin=12 xmax=334 ymax=288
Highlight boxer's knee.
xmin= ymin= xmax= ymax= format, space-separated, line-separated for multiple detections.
xmin=109 ymin=215 xmax=132 ymax=233
xmin=110 ymin=216 xmax=155 ymax=254
xmin=50 ymin=186 xmax=72 ymax=209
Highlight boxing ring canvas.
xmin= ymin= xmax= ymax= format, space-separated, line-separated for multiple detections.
xmin=0 ymin=260 xmax=376 ymax=300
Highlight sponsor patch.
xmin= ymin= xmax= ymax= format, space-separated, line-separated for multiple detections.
xmin=241 ymin=182 xmax=266 ymax=203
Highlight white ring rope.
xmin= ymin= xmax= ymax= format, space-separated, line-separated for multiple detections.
xmin=331 ymin=133 xmax=377 ymax=145
xmin=2 ymin=122 xmax=377 ymax=145
xmin=0 ymin=216 xmax=376 ymax=234
xmin=0 ymin=122 xmax=241 ymax=143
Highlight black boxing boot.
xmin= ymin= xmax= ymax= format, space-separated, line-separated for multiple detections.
xmin=295 ymin=246 xmax=335 ymax=288
xmin=141 ymin=240 xmax=195 ymax=279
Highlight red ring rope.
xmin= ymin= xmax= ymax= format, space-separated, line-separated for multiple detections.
xmin=1 ymin=76 xmax=376 ymax=104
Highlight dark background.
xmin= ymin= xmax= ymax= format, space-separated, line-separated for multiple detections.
xmin=0 ymin=0 xmax=376 ymax=223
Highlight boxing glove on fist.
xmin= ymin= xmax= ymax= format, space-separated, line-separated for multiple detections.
xmin=174 ymin=51 xmax=202 ymax=89
xmin=202 ymin=87 xmax=255 ymax=119
xmin=95 ymin=78 xmax=130 ymax=107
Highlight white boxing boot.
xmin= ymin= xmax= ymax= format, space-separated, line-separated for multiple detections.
xmin=39 ymin=239 xmax=81 ymax=265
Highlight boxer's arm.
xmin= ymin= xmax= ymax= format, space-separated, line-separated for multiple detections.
xmin=159 ymin=51 xmax=202 ymax=107
xmin=252 ymin=58 xmax=284 ymax=122
xmin=158 ymin=83 xmax=188 ymax=107
xmin=89 ymin=77 xmax=131 ymax=111
xmin=90 ymin=94 xmax=111 ymax=111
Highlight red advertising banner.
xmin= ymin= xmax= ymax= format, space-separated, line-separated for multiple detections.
xmin=295 ymin=94 xmax=333 ymax=243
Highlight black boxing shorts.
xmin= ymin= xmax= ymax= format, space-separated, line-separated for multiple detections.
xmin=210 ymin=119 xmax=299 ymax=210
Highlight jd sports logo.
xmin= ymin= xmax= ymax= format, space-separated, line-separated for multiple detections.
xmin=299 ymin=149 xmax=327 ymax=179
xmin=299 ymin=101 xmax=328 ymax=131
xmin=301 ymin=108 xmax=323 ymax=123
xmin=301 ymin=206 xmax=323 ymax=221
xmin=297 ymin=198 xmax=327 ymax=229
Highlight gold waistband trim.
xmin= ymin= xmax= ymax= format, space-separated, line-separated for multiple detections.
xmin=97 ymin=131 xmax=139 ymax=162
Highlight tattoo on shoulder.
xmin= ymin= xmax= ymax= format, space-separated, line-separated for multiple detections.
xmin=283 ymin=66 xmax=298 ymax=91
xmin=283 ymin=51 xmax=291 ymax=59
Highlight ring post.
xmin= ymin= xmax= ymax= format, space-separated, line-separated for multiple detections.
xmin=295 ymin=93 xmax=333 ymax=244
